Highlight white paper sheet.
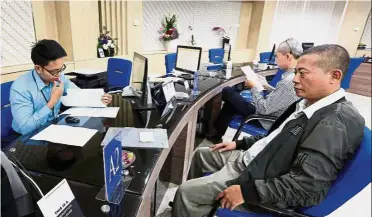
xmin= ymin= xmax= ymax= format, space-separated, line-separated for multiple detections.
xmin=61 ymin=89 xmax=106 ymax=107
xmin=241 ymin=66 xmax=274 ymax=90
xmin=31 ymin=125 xmax=98 ymax=147
xmin=72 ymin=68 xmax=105 ymax=75
xmin=61 ymin=107 xmax=120 ymax=118
xmin=241 ymin=65 xmax=259 ymax=82
xmin=139 ymin=132 xmax=154 ymax=142
xmin=149 ymin=77 xmax=183 ymax=83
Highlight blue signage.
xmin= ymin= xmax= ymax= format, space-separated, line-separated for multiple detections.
xmin=103 ymin=138 xmax=122 ymax=201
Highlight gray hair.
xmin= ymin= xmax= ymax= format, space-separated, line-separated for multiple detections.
xmin=277 ymin=38 xmax=303 ymax=59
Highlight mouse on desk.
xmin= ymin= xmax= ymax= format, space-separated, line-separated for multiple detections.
xmin=65 ymin=116 xmax=80 ymax=124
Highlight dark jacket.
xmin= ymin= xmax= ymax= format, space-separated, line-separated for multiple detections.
xmin=226 ymin=98 xmax=365 ymax=209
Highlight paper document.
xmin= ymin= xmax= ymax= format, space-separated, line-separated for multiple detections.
xmin=62 ymin=107 xmax=120 ymax=118
xmin=61 ymin=89 xmax=106 ymax=107
xmin=140 ymin=132 xmax=155 ymax=142
xmin=31 ymin=125 xmax=98 ymax=147
xmin=201 ymin=62 xmax=223 ymax=69
xmin=241 ymin=66 xmax=274 ymax=90
xmin=241 ymin=66 xmax=259 ymax=82
xmin=72 ymin=68 xmax=104 ymax=75
xmin=101 ymin=128 xmax=169 ymax=149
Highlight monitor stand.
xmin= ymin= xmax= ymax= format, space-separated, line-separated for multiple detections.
xmin=178 ymin=73 xmax=193 ymax=80
xmin=131 ymin=98 xmax=157 ymax=111
xmin=131 ymin=80 xmax=157 ymax=111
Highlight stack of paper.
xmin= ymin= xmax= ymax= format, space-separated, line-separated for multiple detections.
xmin=72 ymin=69 xmax=105 ymax=75
xmin=31 ymin=125 xmax=98 ymax=147
xmin=61 ymin=89 xmax=106 ymax=107
xmin=61 ymin=107 xmax=120 ymax=118
xmin=149 ymin=77 xmax=183 ymax=83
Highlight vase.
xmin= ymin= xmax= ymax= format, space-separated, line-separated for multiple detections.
xmin=109 ymin=48 xmax=115 ymax=56
xmin=166 ymin=39 xmax=179 ymax=52
xmin=162 ymin=41 xmax=169 ymax=51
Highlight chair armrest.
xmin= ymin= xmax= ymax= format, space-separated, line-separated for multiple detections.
xmin=232 ymin=114 xmax=277 ymax=140
xmin=244 ymin=114 xmax=277 ymax=123
xmin=250 ymin=203 xmax=313 ymax=217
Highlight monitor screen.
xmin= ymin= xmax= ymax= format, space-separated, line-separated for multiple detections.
xmin=302 ymin=43 xmax=314 ymax=51
xmin=132 ymin=53 xmax=146 ymax=90
xmin=268 ymin=44 xmax=276 ymax=64
xmin=132 ymin=52 xmax=148 ymax=105
xmin=175 ymin=46 xmax=202 ymax=74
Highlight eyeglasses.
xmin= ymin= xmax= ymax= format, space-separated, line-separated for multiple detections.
xmin=41 ymin=64 xmax=66 ymax=77
xmin=284 ymin=38 xmax=293 ymax=55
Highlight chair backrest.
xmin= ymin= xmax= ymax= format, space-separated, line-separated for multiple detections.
xmin=107 ymin=58 xmax=132 ymax=89
xmin=1 ymin=107 xmax=13 ymax=138
xmin=1 ymin=81 xmax=13 ymax=107
xmin=341 ymin=57 xmax=364 ymax=89
xmin=209 ymin=48 xmax=224 ymax=64
xmin=1 ymin=81 xmax=14 ymax=137
xmin=268 ymin=69 xmax=285 ymax=87
xmin=259 ymin=52 xmax=273 ymax=63
xmin=165 ymin=53 xmax=177 ymax=74
xmin=300 ymin=126 xmax=371 ymax=216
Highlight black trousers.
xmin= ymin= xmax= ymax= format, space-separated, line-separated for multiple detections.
xmin=214 ymin=86 xmax=256 ymax=139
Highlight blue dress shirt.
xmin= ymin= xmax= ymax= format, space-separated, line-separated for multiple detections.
xmin=10 ymin=70 xmax=79 ymax=135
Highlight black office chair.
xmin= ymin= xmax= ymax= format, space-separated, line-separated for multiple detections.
xmin=1 ymin=152 xmax=43 ymax=217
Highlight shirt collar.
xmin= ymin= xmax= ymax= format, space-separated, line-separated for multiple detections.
xmin=32 ymin=69 xmax=48 ymax=91
xmin=282 ymin=68 xmax=295 ymax=79
xmin=296 ymin=88 xmax=346 ymax=119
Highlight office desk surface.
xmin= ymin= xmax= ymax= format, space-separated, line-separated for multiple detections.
xmin=9 ymin=66 xmax=278 ymax=217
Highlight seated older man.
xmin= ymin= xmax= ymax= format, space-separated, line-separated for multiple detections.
xmin=208 ymin=38 xmax=302 ymax=144
xmin=172 ymin=44 xmax=365 ymax=217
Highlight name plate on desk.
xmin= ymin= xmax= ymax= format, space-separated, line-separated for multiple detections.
xmin=37 ymin=179 xmax=84 ymax=217
xmin=103 ymin=138 xmax=123 ymax=201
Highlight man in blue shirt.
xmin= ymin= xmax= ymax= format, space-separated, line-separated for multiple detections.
xmin=10 ymin=39 xmax=112 ymax=135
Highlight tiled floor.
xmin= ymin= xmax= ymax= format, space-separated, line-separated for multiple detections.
xmin=155 ymin=92 xmax=371 ymax=217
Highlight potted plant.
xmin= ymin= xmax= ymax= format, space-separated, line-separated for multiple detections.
xmin=213 ymin=24 xmax=240 ymax=48
xmin=97 ymin=26 xmax=117 ymax=58
xmin=159 ymin=14 xmax=180 ymax=51
xmin=188 ymin=26 xmax=197 ymax=46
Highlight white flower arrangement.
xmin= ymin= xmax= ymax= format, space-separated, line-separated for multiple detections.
xmin=97 ymin=26 xmax=118 ymax=57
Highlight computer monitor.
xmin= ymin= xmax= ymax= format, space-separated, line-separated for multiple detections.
xmin=175 ymin=45 xmax=202 ymax=74
xmin=302 ymin=43 xmax=314 ymax=51
xmin=268 ymin=44 xmax=276 ymax=65
xmin=131 ymin=52 xmax=150 ymax=107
